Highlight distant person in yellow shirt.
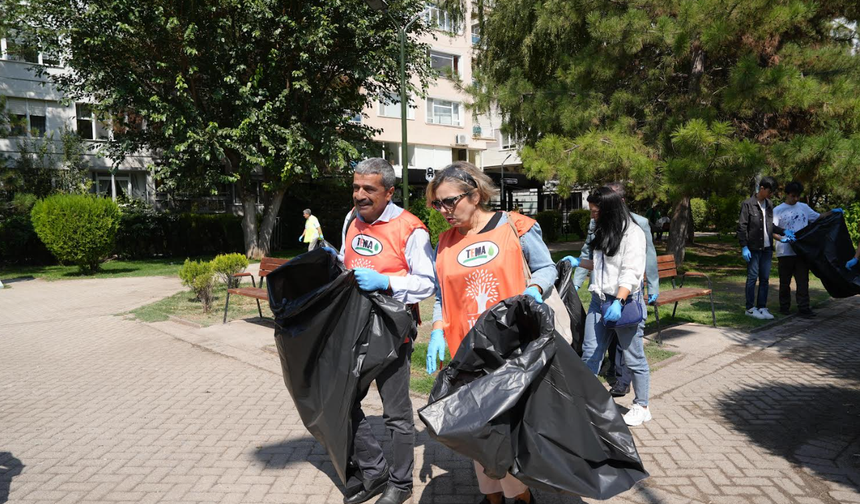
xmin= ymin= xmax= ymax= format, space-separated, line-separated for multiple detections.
xmin=300 ymin=209 xmax=323 ymax=251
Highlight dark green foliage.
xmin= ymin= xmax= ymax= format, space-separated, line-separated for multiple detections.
xmin=470 ymin=0 xmax=860 ymax=263
xmin=568 ymin=209 xmax=592 ymax=238
xmin=20 ymin=0 xmax=432 ymax=256
xmin=845 ymin=202 xmax=860 ymax=247
xmin=30 ymin=195 xmax=121 ymax=273
xmin=708 ymin=194 xmax=745 ymax=237
xmin=428 ymin=210 xmax=451 ymax=247
xmin=534 ymin=210 xmax=561 ymax=242
xmin=690 ymin=198 xmax=709 ymax=230
xmin=114 ymin=209 xmax=244 ymax=259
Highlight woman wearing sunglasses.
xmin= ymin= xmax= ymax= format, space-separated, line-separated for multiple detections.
xmin=578 ymin=186 xmax=651 ymax=427
xmin=425 ymin=161 xmax=556 ymax=504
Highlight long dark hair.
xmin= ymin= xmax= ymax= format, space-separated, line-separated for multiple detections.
xmin=587 ymin=186 xmax=632 ymax=257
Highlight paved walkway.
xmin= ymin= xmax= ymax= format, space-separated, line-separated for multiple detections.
xmin=1 ymin=276 xmax=859 ymax=504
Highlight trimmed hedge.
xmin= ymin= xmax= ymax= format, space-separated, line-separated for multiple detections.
xmin=114 ymin=209 xmax=244 ymax=259
xmin=535 ymin=210 xmax=561 ymax=242
xmin=31 ymin=194 xmax=121 ymax=273
xmin=568 ymin=209 xmax=592 ymax=238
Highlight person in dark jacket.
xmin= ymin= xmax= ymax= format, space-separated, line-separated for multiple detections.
xmin=737 ymin=177 xmax=795 ymax=320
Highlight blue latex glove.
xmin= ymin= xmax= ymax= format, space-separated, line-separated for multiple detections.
xmin=523 ymin=286 xmax=543 ymax=304
xmin=847 ymin=257 xmax=859 ymax=270
xmin=562 ymin=255 xmax=580 ymax=268
xmin=742 ymin=246 xmax=752 ymax=263
xmin=784 ymin=229 xmax=796 ymax=240
xmin=298 ymin=234 xmax=304 ymax=243
xmin=780 ymin=235 xmax=795 ymax=243
xmin=574 ymin=284 xmax=581 ymax=291
xmin=604 ymin=299 xmax=623 ymax=322
xmin=832 ymin=208 xmax=844 ymax=214
xmin=353 ymin=268 xmax=390 ymax=292
xmin=321 ymin=246 xmax=338 ymax=258
xmin=426 ymin=329 xmax=447 ymax=374
xmin=648 ymin=294 xmax=658 ymax=305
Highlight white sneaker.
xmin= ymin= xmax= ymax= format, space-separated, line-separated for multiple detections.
xmin=757 ymin=308 xmax=775 ymax=320
xmin=745 ymin=308 xmax=764 ymax=319
xmin=623 ymin=404 xmax=652 ymax=426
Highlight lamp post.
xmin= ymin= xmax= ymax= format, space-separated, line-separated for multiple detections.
xmin=500 ymin=152 xmax=512 ymax=211
xmin=365 ymin=0 xmax=421 ymax=209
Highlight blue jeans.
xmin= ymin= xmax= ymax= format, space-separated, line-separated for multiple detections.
xmin=746 ymin=247 xmax=773 ymax=310
xmin=582 ymin=293 xmax=651 ymax=406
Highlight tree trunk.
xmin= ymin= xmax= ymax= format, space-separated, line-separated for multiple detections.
xmin=241 ymin=189 xmax=262 ymax=259
xmin=257 ymin=188 xmax=286 ymax=257
xmin=668 ymin=196 xmax=692 ymax=267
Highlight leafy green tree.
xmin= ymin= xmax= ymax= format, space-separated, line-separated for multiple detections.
xmin=465 ymin=0 xmax=860 ymax=264
xmin=19 ymin=0 xmax=431 ymax=258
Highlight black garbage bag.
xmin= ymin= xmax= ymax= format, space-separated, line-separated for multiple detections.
xmin=418 ymin=296 xmax=647 ymax=500
xmin=792 ymin=213 xmax=860 ymax=298
xmin=555 ymin=259 xmax=586 ymax=356
xmin=267 ymin=249 xmax=417 ymax=485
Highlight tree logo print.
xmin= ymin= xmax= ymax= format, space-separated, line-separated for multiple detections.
xmin=465 ymin=268 xmax=500 ymax=314
xmin=457 ymin=240 xmax=500 ymax=267
xmin=351 ymin=234 xmax=383 ymax=256
xmin=350 ymin=258 xmax=375 ymax=270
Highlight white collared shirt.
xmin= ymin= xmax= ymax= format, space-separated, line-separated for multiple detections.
xmin=338 ymin=202 xmax=436 ymax=304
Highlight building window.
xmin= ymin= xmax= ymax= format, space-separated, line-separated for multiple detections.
xmin=4 ymin=98 xmax=47 ymax=137
xmin=424 ymin=4 xmax=463 ymax=34
xmin=378 ymin=93 xmax=415 ymax=120
xmin=426 ymin=98 xmax=462 ymax=126
xmin=430 ymin=51 xmax=459 ymax=78
xmin=471 ymin=23 xmax=480 ymax=45
xmin=0 ymin=33 xmax=59 ymax=65
xmin=76 ymin=103 xmax=109 ymax=140
xmin=382 ymin=143 xmax=416 ymax=168
xmin=500 ymin=131 xmax=518 ymax=150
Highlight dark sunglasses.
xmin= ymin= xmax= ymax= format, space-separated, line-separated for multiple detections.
xmin=431 ymin=191 xmax=472 ymax=211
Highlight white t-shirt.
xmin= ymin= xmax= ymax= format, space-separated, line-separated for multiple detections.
xmin=773 ymin=202 xmax=820 ymax=257
xmin=758 ymin=200 xmax=771 ymax=249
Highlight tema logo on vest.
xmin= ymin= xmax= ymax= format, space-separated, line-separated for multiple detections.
xmin=456 ymin=241 xmax=499 ymax=267
xmin=351 ymin=234 xmax=383 ymax=256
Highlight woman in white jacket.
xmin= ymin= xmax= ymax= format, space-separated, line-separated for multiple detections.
xmin=580 ymin=186 xmax=652 ymax=426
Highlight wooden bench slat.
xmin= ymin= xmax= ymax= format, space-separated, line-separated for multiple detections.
xmin=658 ymin=269 xmax=677 ymax=278
xmin=227 ymin=287 xmax=268 ymax=300
xmin=654 ymin=287 xmax=712 ymax=305
xmin=657 ymin=255 xmax=675 ymax=264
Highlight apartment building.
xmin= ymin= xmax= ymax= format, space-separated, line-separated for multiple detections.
xmin=0 ymin=38 xmax=155 ymax=202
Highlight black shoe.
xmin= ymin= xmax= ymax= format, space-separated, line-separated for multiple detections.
xmin=609 ymin=383 xmax=630 ymax=397
xmin=798 ymin=310 xmax=817 ymax=318
xmin=375 ymin=484 xmax=412 ymax=504
xmin=343 ymin=470 xmax=389 ymax=504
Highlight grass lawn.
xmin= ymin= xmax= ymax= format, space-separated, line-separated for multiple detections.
xmin=131 ymin=283 xmax=269 ymax=326
xmin=550 ymin=234 xmax=834 ymax=332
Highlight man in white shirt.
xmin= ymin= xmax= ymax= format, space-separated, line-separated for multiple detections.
xmin=773 ymin=181 xmax=841 ymax=318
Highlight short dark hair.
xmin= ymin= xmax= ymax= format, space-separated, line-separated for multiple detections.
xmin=785 ymin=181 xmax=803 ymax=196
xmin=759 ymin=176 xmax=777 ymax=191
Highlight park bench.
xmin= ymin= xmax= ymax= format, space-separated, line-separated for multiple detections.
xmin=222 ymin=256 xmax=289 ymax=323
xmin=577 ymin=254 xmax=715 ymax=344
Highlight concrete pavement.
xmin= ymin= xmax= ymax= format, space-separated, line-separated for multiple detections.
xmin=1 ymin=276 xmax=859 ymax=503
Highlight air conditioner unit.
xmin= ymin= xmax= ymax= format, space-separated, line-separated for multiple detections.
xmin=455 ymin=134 xmax=468 ymax=145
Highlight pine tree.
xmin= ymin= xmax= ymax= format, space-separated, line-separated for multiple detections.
xmin=468 ymin=0 xmax=860 ymax=264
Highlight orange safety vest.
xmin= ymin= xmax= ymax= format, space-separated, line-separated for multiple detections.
xmin=343 ymin=208 xmax=428 ymax=275
xmin=435 ymin=212 xmax=535 ymax=355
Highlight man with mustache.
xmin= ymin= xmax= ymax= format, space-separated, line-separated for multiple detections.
xmin=330 ymin=157 xmax=435 ymax=504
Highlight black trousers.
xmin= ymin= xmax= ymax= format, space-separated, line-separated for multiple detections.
xmin=778 ymin=255 xmax=810 ymax=312
xmin=348 ymin=342 xmax=414 ymax=492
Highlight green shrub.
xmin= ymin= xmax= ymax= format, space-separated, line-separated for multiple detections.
xmin=409 ymin=193 xmax=432 ymax=227
xmin=568 ymin=209 xmax=591 ymax=238
xmin=708 ymin=194 xmax=744 ymax=237
xmin=11 ymin=192 xmax=38 ymax=214
xmin=30 ymin=194 xmax=121 ymax=273
xmin=428 ymin=210 xmax=450 ymax=247
xmin=535 ymin=210 xmax=561 ymax=242
xmin=114 ymin=210 xmax=243 ymax=259
xmin=211 ymin=253 xmax=249 ymax=287
xmin=178 ymin=259 xmax=216 ymax=312
xmin=690 ymin=198 xmax=708 ymax=230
